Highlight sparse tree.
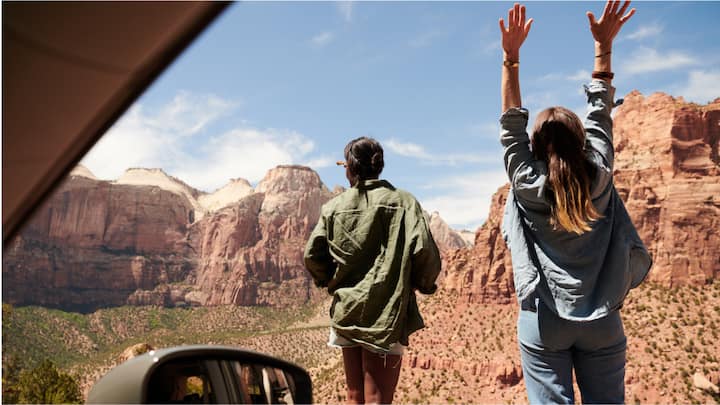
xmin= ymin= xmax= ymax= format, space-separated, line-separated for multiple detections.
xmin=17 ymin=359 xmax=81 ymax=404
xmin=2 ymin=355 xmax=22 ymax=404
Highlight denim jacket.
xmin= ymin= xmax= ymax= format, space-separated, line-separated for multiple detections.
xmin=304 ymin=179 xmax=442 ymax=351
xmin=500 ymin=80 xmax=652 ymax=321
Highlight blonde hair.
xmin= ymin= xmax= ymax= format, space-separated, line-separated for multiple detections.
xmin=531 ymin=107 xmax=602 ymax=234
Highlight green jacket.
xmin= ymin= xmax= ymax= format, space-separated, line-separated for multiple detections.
xmin=304 ymin=179 xmax=442 ymax=352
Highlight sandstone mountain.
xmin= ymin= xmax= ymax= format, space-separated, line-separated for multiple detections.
xmin=428 ymin=211 xmax=472 ymax=253
xmin=613 ymin=92 xmax=719 ymax=285
xmin=197 ymin=178 xmax=254 ymax=212
xmin=5 ymin=91 xmax=715 ymax=314
xmin=187 ymin=166 xmax=332 ymax=307
xmin=3 ymin=175 xmax=196 ymax=311
xmin=392 ymin=92 xmax=720 ymax=404
xmin=443 ymin=92 xmax=720 ymax=301
xmin=2 ymin=165 xmax=333 ymax=311
xmin=3 ymin=165 xmax=464 ymax=311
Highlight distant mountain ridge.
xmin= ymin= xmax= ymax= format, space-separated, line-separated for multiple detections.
xmin=2 ymin=165 xmax=467 ymax=311
xmin=6 ymin=91 xmax=714 ymax=313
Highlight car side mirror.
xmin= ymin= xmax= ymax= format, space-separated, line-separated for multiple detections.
xmin=87 ymin=345 xmax=312 ymax=404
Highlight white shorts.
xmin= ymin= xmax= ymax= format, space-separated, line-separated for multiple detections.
xmin=327 ymin=327 xmax=406 ymax=355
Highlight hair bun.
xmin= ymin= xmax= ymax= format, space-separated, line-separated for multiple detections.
xmin=371 ymin=151 xmax=384 ymax=170
xmin=344 ymin=136 xmax=385 ymax=180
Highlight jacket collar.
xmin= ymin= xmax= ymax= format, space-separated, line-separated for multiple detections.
xmin=355 ymin=179 xmax=395 ymax=191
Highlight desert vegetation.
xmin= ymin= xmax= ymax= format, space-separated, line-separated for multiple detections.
xmin=2 ymin=281 xmax=719 ymax=404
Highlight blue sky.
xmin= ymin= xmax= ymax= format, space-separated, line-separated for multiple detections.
xmin=81 ymin=1 xmax=720 ymax=231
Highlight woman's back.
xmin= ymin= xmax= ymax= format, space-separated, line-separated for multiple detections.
xmin=303 ymin=137 xmax=441 ymax=404
xmin=500 ymin=74 xmax=651 ymax=321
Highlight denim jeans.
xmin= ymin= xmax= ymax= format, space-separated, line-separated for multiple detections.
xmin=517 ymin=300 xmax=626 ymax=404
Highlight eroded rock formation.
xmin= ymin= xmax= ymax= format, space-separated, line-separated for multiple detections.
xmin=5 ymin=92 xmax=714 ymax=312
xmin=3 ymin=165 xmax=333 ymax=310
xmin=428 ymin=211 xmax=472 ymax=253
xmin=188 ymin=166 xmax=332 ymax=306
xmin=441 ymin=185 xmax=514 ymax=304
xmin=613 ymin=92 xmax=720 ymax=285
xmin=442 ymin=92 xmax=720 ymax=301
xmin=2 ymin=175 xmax=196 ymax=311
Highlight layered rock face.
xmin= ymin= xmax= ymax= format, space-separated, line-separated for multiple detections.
xmin=2 ymin=175 xmax=196 ymax=311
xmin=2 ymin=165 xmax=333 ymax=311
xmin=428 ymin=211 xmax=472 ymax=253
xmin=4 ymin=163 xmax=471 ymax=310
xmin=441 ymin=184 xmax=514 ymax=303
xmin=188 ymin=166 xmax=332 ymax=306
xmin=613 ymin=92 xmax=719 ymax=285
xmin=442 ymin=92 xmax=720 ymax=301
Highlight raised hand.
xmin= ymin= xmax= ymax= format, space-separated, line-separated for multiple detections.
xmin=587 ymin=1 xmax=636 ymax=46
xmin=499 ymin=3 xmax=533 ymax=61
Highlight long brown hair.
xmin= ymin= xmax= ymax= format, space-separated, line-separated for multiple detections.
xmin=531 ymin=106 xmax=601 ymax=234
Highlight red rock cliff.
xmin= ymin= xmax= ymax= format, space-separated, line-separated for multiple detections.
xmin=613 ymin=92 xmax=720 ymax=285
xmin=428 ymin=211 xmax=472 ymax=253
xmin=442 ymin=92 xmax=720 ymax=300
xmin=188 ymin=165 xmax=332 ymax=306
xmin=2 ymin=175 xmax=196 ymax=311
xmin=4 ymin=164 xmax=466 ymax=310
xmin=3 ymin=165 xmax=337 ymax=311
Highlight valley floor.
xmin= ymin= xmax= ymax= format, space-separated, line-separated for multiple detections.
xmin=3 ymin=281 xmax=719 ymax=404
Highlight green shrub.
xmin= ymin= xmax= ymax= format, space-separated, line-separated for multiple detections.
xmin=12 ymin=359 xmax=81 ymax=404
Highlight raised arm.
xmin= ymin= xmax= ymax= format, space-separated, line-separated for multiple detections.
xmin=500 ymin=3 xmax=533 ymax=112
xmin=499 ymin=4 xmax=546 ymax=206
xmin=584 ymin=1 xmax=635 ymax=195
xmin=587 ymin=0 xmax=635 ymax=84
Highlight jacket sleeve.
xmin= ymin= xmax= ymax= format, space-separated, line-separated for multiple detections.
xmin=583 ymin=79 xmax=616 ymax=198
xmin=499 ymin=107 xmax=548 ymax=208
xmin=409 ymin=204 xmax=442 ymax=295
xmin=303 ymin=212 xmax=335 ymax=288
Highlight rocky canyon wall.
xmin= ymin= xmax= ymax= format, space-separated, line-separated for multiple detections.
xmin=2 ymin=166 xmax=333 ymax=311
xmin=442 ymin=92 xmax=720 ymax=301
xmin=4 ymin=92 xmax=716 ymax=312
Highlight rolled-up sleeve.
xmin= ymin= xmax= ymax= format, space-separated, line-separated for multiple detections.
xmin=500 ymin=107 xmax=547 ymax=206
xmin=584 ymin=79 xmax=616 ymax=173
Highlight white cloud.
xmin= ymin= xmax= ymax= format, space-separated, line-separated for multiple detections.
xmin=81 ymin=92 xmax=324 ymax=192
xmin=409 ymin=31 xmax=444 ymax=48
xmin=677 ymin=70 xmax=720 ymax=105
xmin=567 ymin=69 xmax=590 ymax=81
xmin=303 ymin=156 xmax=335 ymax=169
xmin=337 ymin=1 xmax=353 ymax=22
xmin=524 ymin=91 xmax=560 ymax=113
xmin=470 ymin=122 xmax=500 ymax=139
xmin=176 ymin=129 xmax=316 ymax=191
xmin=153 ymin=92 xmax=237 ymax=136
xmin=385 ymin=139 xmax=429 ymax=158
xmin=537 ymin=70 xmax=589 ymax=82
xmin=81 ymin=100 xmax=217 ymax=182
xmin=384 ymin=138 xmax=498 ymax=165
xmin=421 ymin=171 xmax=509 ymax=231
xmin=537 ymin=72 xmax=562 ymax=81
xmin=621 ymin=47 xmax=698 ymax=75
xmin=311 ymin=31 xmax=334 ymax=47
xmin=623 ymin=23 xmax=663 ymax=41
xmin=483 ymin=39 xmax=501 ymax=54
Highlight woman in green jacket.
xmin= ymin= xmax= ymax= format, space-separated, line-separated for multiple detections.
xmin=304 ymin=136 xmax=442 ymax=404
